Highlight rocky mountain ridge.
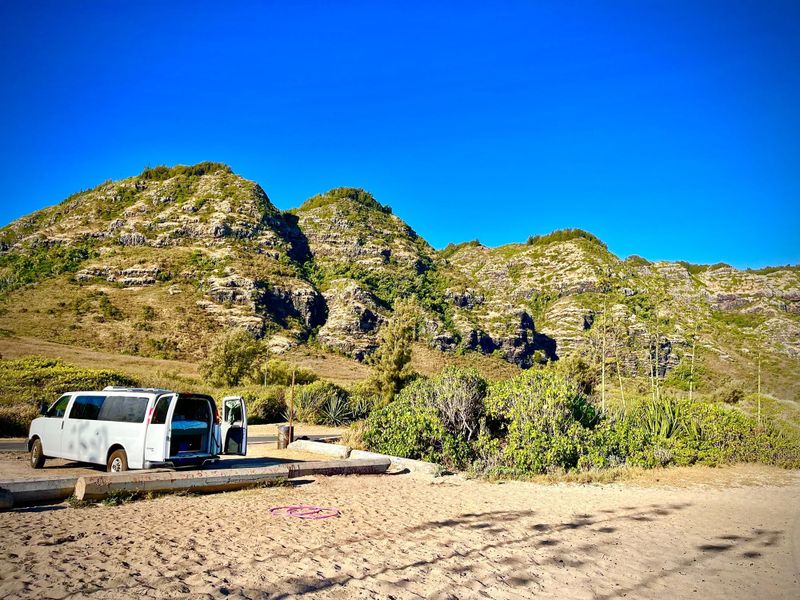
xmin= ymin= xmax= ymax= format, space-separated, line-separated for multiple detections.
xmin=1 ymin=163 xmax=798 ymax=401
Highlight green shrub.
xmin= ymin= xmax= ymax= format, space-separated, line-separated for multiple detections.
xmin=256 ymin=359 xmax=317 ymax=386
xmin=0 ymin=356 xmax=137 ymax=405
xmin=0 ymin=404 xmax=40 ymax=437
xmin=139 ymin=162 xmax=231 ymax=181
xmin=347 ymin=381 xmax=379 ymax=420
xmin=200 ymin=328 xmax=263 ymax=386
xmin=0 ymin=356 xmax=138 ymax=436
xmin=482 ymin=370 xmax=600 ymax=475
xmin=0 ymin=243 xmax=96 ymax=293
xmin=362 ymin=388 xmax=472 ymax=468
xmin=238 ymin=386 xmax=287 ymax=424
xmin=593 ymin=398 xmax=800 ymax=470
xmin=319 ymin=394 xmax=353 ymax=426
xmin=293 ymin=381 xmax=349 ymax=425
xmin=401 ymin=367 xmax=487 ymax=440
xmin=714 ymin=382 xmax=745 ymax=404
xmin=526 ymin=229 xmax=607 ymax=250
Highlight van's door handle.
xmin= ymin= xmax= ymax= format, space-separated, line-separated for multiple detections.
xmin=60 ymin=422 xmax=64 ymax=430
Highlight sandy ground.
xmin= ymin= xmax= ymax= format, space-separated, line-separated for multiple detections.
xmin=0 ymin=464 xmax=798 ymax=599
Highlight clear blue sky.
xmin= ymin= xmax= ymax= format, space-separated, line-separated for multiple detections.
xmin=1 ymin=1 xmax=798 ymax=268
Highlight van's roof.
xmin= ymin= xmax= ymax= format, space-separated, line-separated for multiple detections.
xmin=101 ymin=386 xmax=173 ymax=394
xmin=73 ymin=387 xmax=215 ymax=400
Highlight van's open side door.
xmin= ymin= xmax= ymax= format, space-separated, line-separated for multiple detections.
xmin=144 ymin=393 xmax=175 ymax=466
xmin=220 ymin=396 xmax=247 ymax=455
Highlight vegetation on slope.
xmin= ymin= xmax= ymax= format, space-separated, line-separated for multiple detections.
xmin=526 ymin=228 xmax=608 ymax=249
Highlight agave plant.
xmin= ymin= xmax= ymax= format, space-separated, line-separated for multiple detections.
xmin=349 ymin=395 xmax=374 ymax=420
xmin=320 ymin=394 xmax=353 ymax=426
xmin=641 ymin=398 xmax=684 ymax=439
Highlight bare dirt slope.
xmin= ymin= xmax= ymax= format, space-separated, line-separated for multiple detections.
xmin=1 ymin=466 xmax=798 ymax=599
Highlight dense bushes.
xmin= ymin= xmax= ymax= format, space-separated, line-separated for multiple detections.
xmin=200 ymin=328 xmax=263 ymax=386
xmin=0 ymin=404 xmax=40 ymax=437
xmin=0 ymin=243 xmax=96 ymax=293
xmin=362 ymin=382 xmax=472 ymax=467
xmin=139 ymin=162 xmax=231 ymax=181
xmin=257 ymin=359 xmax=317 ymax=386
xmin=526 ymin=228 xmax=608 ymax=250
xmin=0 ymin=357 xmax=137 ymax=404
xmin=0 ymin=357 xmax=138 ymax=436
xmin=363 ymin=368 xmax=483 ymax=468
xmin=362 ymin=366 xmax=800 ymax=475
xmin=482 ymin=370 xmax=600 ymax=475
xmin=237 ymin=386 xmax=287 ymax=424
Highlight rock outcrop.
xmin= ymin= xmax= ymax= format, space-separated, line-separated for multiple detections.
xmin=316 ymin=279 xmax=387 ymax=360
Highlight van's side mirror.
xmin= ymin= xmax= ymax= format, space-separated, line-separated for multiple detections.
xmin=39 ymin=401 xmax=48 ymax=415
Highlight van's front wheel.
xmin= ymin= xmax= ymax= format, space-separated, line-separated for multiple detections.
xmin=107 ymin=449 xmax=128 ymax=473
xmin=30 ymin=439 xmax=45 ymax=469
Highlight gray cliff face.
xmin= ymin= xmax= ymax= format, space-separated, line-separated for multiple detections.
xmin=316 ymin=279 xmax=387 ymax=360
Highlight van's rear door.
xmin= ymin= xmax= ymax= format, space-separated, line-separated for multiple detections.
xmin=144 ymin=393 xmax=175 ymax=465
xmin=220 ymin=396 xmax=247 ymax=455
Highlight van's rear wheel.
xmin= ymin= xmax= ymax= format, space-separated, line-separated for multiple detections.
xmin=30 ymin=439 xmax=45 ymax=469
xmin=107 ymin=449 xmax=128 ymax=473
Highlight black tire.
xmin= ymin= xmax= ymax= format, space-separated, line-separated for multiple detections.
xmin=107 ymin=449 xmax=128 ymax=473
xmin=30 ymin=438 xmax=45 ymax=469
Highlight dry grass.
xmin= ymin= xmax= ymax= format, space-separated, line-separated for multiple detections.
xmin=410 ymin=343 xmax=521 ymax=381
xmin=282 ymin=345 xmax=371 ymax=386
xmin=0 ymin=335 xmax=200 ymax=381
xmin=0 ymin=274 xmax=216 ymax=362
xmin=483 ymin=463 xmax=799 ymax=488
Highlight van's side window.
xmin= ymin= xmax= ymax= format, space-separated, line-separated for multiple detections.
xmin=46 ymin=395 xmax=71 ymax=418
xmin=98 ymin=396 xmax=148 ymax=423
xmin=151 ymin=396 xmax=171 ymax=424
xmin=69 ymin=395 xmax=106 ymax=420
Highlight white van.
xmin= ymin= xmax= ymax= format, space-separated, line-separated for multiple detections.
xmin=27 ymin=387 xmax=248 ymax=472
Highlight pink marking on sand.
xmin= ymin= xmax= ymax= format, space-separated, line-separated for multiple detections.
xmin=269 ymin=505 xmax=340 ymax=519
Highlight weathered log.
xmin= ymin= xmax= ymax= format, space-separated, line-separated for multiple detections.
xmin=287 ymin=458 xmax=390 ymax=478
xmin=0 ymin=488 xmax=12 ymax=510
xmin=75 ymin=465 xmax=291 ymax=501
xmin=287 ymin=439 xmax=351 ymax=458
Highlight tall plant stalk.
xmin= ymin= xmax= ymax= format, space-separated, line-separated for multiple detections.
xmin=757 ymin=353 xmax=762 ymax=425
xmin=654 ymin=315 xmax=661 ymax=402
xmin=614 ymin=345 xmax=625 ymax=410
xmin=601 ymin=299 xmax=607 ymax=412
xmin=688 ymin=323 xmax=697 ymax=402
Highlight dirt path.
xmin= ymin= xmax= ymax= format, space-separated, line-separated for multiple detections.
xmin=1 ymin=465 xmax=798 ymax=599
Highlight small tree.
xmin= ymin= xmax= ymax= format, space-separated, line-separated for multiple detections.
xmin=428 ymin=367 xmax=487 ymax=441
xmin=200 ymin=328 xmax=263 ymax=386
xmin=370 ymin=296 xmax=420 ymax=403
